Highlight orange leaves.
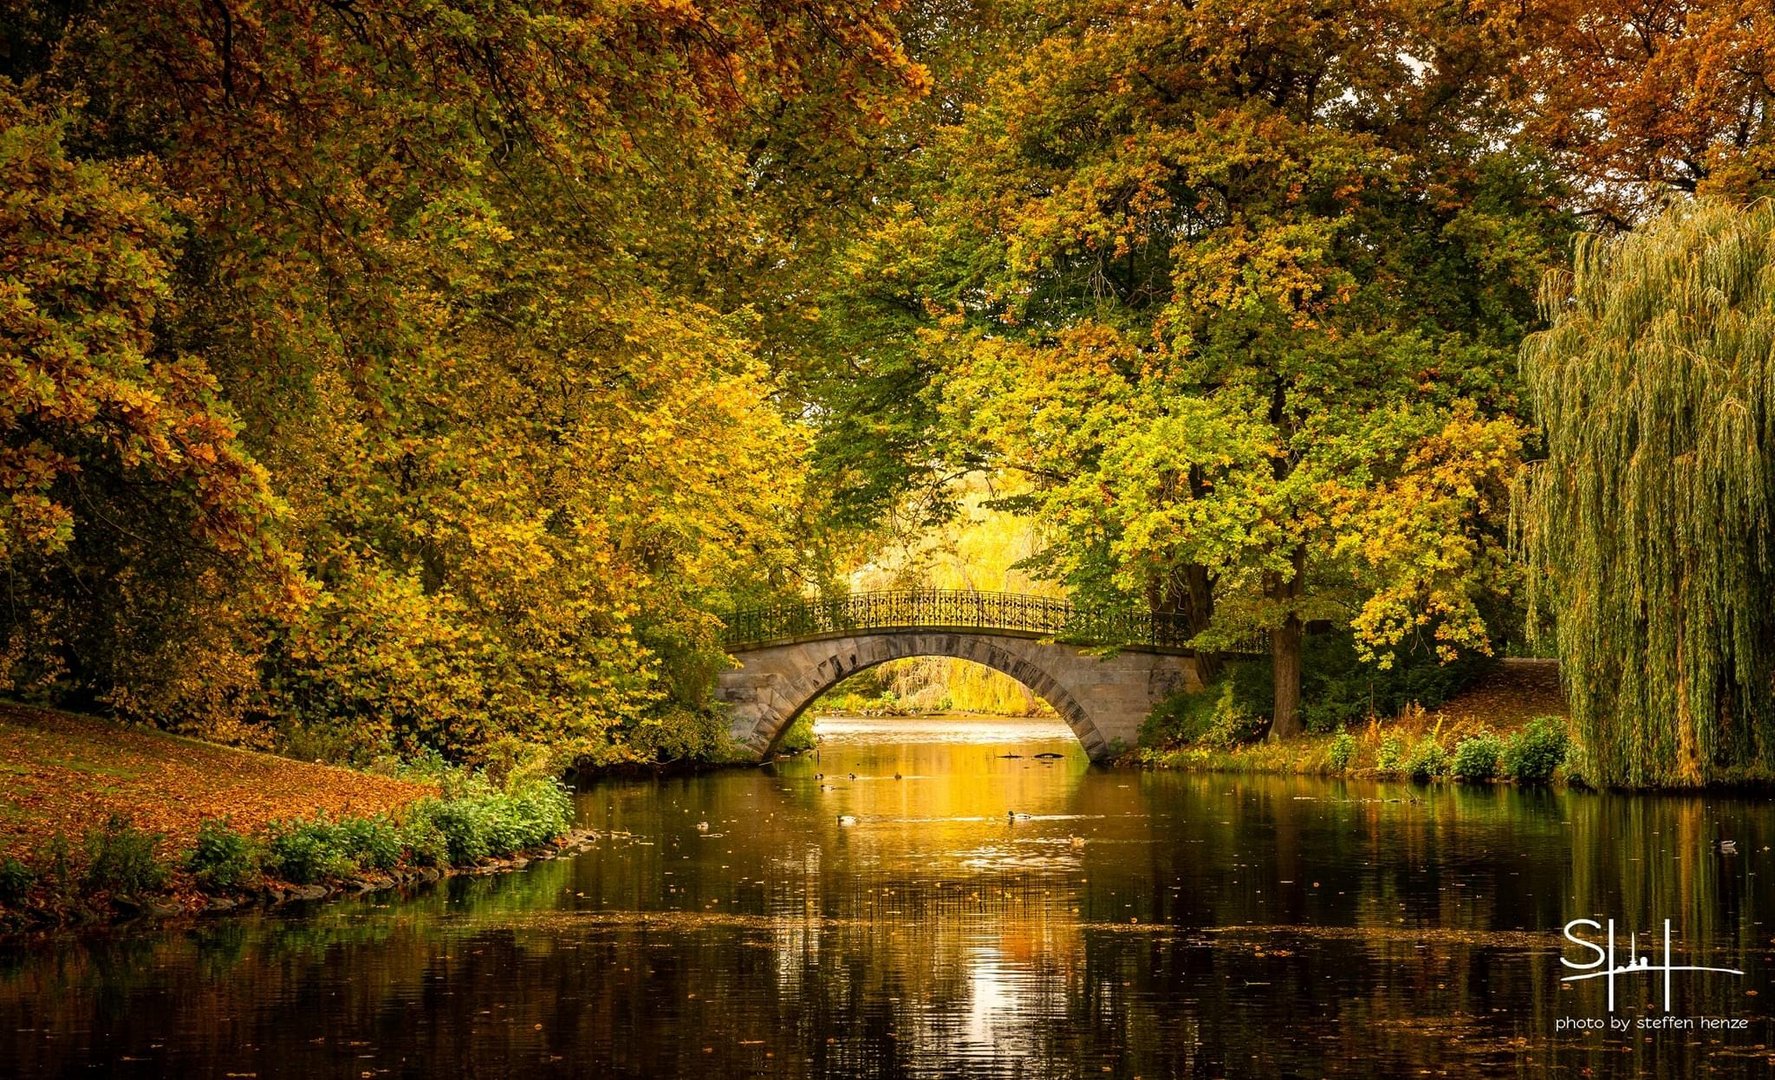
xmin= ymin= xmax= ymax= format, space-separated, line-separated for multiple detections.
xmin=0 ymin=704 xmax=435 ymax=864
xmin=0 ymin=93 xmax=281 ymax=571
xmin=1508 ymin=0 xmax=1775 ymax=217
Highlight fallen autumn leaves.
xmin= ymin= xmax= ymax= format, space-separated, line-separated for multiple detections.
xmin=0 ymin=704 xmax=585 ymax=932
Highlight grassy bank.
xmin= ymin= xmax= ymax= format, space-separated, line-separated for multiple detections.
xmin=0 ymin=705 xmax=578 ymax=932
xmin=1131 ymin=660 xmax=1580 ymax=785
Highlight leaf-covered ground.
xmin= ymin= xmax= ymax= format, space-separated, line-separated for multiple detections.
xmin=1430 ymin=659 xmax=1567 ymax=729
xmin=0 ymin=705 xmax=436 ymax=862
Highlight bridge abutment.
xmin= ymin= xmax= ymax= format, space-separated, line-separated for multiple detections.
xmin=716 ymin=632 xmax=1201 ymax=762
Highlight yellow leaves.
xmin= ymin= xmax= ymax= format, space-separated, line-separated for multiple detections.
xmin=1 ymin=92 xmax=281 ymax=573
xmin=0 ymin=0 xmax=933 ymax=764
xmin=1332 ymin=401 xmax=1526 ymax=666
xmin=1171 ymin=215 xmax=1353 ymax=327
xmin=246 ymin=286 xmax=813 ymax=761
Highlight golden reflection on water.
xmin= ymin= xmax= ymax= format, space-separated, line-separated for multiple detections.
xmin=1 ymin=713 xmax=1773 ymax=1078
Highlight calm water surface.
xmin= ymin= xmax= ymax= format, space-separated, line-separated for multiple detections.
xmin=3 ymin=714 xmax=1774 ymax=1078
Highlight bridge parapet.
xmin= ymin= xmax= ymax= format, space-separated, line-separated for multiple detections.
xmin=720 ymin=589 xmax=1253 ymax=654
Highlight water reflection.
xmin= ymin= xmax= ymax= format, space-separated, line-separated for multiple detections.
xmin=1 ymin=714 xmax=1772 ymax=1077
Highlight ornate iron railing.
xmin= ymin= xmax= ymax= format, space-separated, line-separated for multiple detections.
xmin=719 ymin=588 xmax=1259 ymax=653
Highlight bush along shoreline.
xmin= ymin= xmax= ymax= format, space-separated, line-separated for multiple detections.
xmin=1133 ymin=716 xmax=1575 ymax=787
xmin=0 ymin=776 xmax=587 ymax=934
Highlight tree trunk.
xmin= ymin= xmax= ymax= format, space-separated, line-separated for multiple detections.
xmin=1269 ymin=609 xmax=1304 ymax=739
xmin=1267 ymin=546 xmax=1306 ymax=740
xmin=1262 ymin=377 xmax=1306 ymax=739
xmin=1181 ymin=562 xmax=1222 ymax=683
xmin=1148 ymin=561 xmax=1220 ymax=681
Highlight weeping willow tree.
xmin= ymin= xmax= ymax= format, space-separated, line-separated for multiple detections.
xmin=1518 ymin=199 xmax=1775 ymax=786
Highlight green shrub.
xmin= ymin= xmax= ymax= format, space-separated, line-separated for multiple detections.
xmin=1140 ymin=686 xmax=1221 ymax=747
xmin=188 ymin=819 xmax=259 ymax=890
xmin=777 ymin=714 xmax=817 ymax=754
xmin=1329 ymin=730 xmax=1357 ymax=772
xmin=266 ymin=817 xmax=358 ymax=884
xmin=410 ymin=778 xmax=573 ymax=864
xmin=410 ymin=798 xmax=488 ymax=865
xmin=1376 ymin=735 xmax=1406 ymax=776
xmin=40 ymin=834 xmax=73 ymax=900
xmin=1202 ymin=683 xmax=1266 ymax=749
xmin=399 ymin=814 xmax=451 ymax=867
xmin=1504 ymin=717 xmax=1569 ymax=783
xmin=484 ymin=780 xmax=573 ymax=856
xmin=83 ymin=815 xmax=168 ymax=896
xmin=254 ymin=774 xmax=573 ymax=884
xmin=335 ymin=815 xmax=402 ymax=871
xmin=479 ymin=800 xmax=529 ymax=856
xmin=1451 ymin=732 xmax=1504 ymax=782
xmin=392 ymin=747 xmax=456 ymax=785
xmin=0 ymin=857 xmax=34 ymax=906
xmin=627 ymin=708 xmax=735 ymax=764
xmin=1406 ymin=738 xmax=1450 ymax=781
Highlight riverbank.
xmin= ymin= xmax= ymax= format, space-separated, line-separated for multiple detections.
xmin=1129 ymin=659 xmax=1576 ymax=782
xmin=0 ymin=704 xmax=583 ymax=934
xmin=0 ymin=705 xmax=436 ymax=860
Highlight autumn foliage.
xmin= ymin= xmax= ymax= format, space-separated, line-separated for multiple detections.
xmin=7 ymin=0 xmax=1775 ymax=783
xmin=1508 ymin=0 xmax=1775 ymax=221
xmin=0 ymin=1 xmax=923 ymax=766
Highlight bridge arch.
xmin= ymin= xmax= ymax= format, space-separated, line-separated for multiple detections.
xmin=716 ymin=630 xmax=1202 ymax=762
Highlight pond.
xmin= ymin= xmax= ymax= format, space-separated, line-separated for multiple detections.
xmin=1 ymin=714 xmax=1772 ymax=1077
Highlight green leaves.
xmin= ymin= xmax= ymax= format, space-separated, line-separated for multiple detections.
xmin=1519 ymin=199 xmax=1775 ymax=785
xmin=799 ymin=0 xmax=1572 ymax=735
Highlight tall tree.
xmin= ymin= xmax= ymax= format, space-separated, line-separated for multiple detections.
xmin=831 ymin=0 xmax=1569 ymax=734
xmin=777 ymin=0 xmax=1028 ymax=538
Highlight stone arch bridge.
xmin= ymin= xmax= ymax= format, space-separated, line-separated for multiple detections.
xmin=716 ymin=590 xmax=1258 ymax=762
